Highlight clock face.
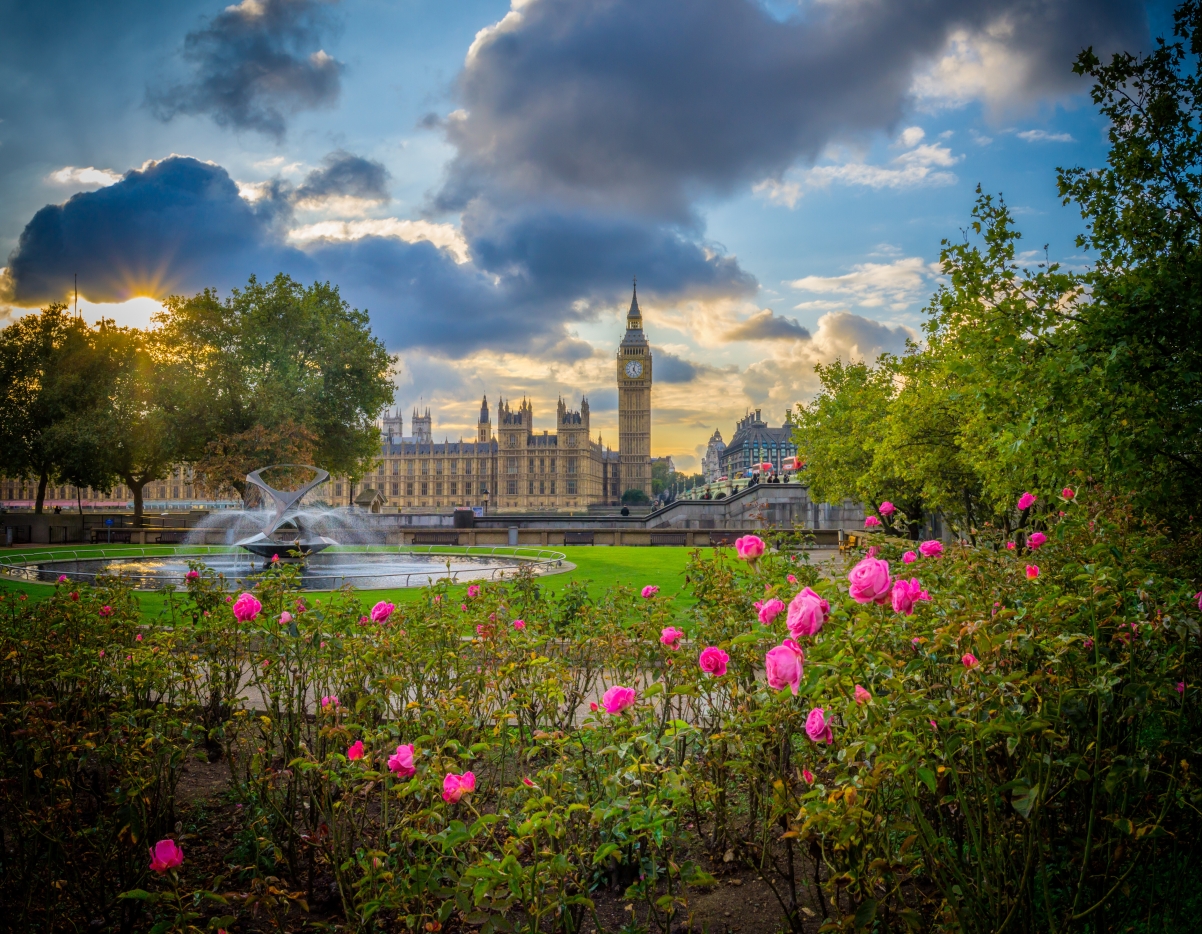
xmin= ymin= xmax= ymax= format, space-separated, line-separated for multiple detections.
xmin=624 ymin=360 xmax=643 ymax=378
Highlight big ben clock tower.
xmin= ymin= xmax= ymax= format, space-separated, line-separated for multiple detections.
xmin=617 ymin=279 xmax=652 ymax=500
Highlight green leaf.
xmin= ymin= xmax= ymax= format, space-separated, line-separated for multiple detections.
xmin=119 ymin=889 xmax=159 ymax=902
xmin=854 ymin=898 xmax=878 ymax=930
xmin=917 ymin=767 xmax=937 ymax=794
xmin=1011 ymin=782 xmax=1038 ymax=819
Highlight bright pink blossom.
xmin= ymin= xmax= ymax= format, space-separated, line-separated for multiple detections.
xmin=1006 ymin=542 xmax=1016 ymax=550
xmin=847 ymin=556 xmax=892 ymax=605
xmin=467 ymin=584 xmax=480 ymax=598
xmin=1178 ymin=682 xmax=1186 ymax=695
xmin=698 ymin=646 xmax=729 ymax=677
xmin=513 ymin=618 xmax=526 ymax=630
xmin=786 ymin=587 xmax=829 ymax=637
xmin=185 ymin=570 xmax=199 ymax=581
xmin=962 ymin=653 xmax=978 ymax=668
xmin=1061 ymin=487 xmax=1075 ymax=500
xmin=57 ymin=575 xmax=68 ymax=583
xmin=370 ymin=601 xmax=395 ymax=623
xmin=1017 ymin=492 xmax=1037 ymax=511
xmin=442 ymin=771 xmax=476 ymax=803
xmin=278 ymin=611 xmax=292 ymax=626
xmin=805 ymin=707 xmax=833 ymax=744
xmin=878 ymin=501 xmax=896 ymax=516
xmin=388 ymin=744 xmax=416 ymax=778
xmin=660 ymin=627 xmax=684 ymax=649
xmin=99 ymin=605 xmax=113 ymax=618
xmin=735 ymin=535 xmax=766 ymax=561
xmin=347 ymin=740 xmax=365 ymax=761
xmin=864 ymin=515 xmax=881 ymax=528
xmin=641 ymin=585 xmax=659 ymax=599
xmin=1027 ymin=531 xmax=1047 ymax=549
xmin=522 ymin=777 xmax=536 ymax=787
xmin=854 ymin=684 xmax=872 ymax=705
xmin=892 ymin=578 xmax=929 ymax=616
xmin=98 ymin=650 xmax=105 ymax=658
xmin=149 ymin=838 xmax=184 ymax=873
xmin=271 ymin=554 xmax=279 ymax=563
xmin=232 ymin=592 xmax=261 ymax=622
xmin=135 ymin=633 xmax=143 ymax=642
xmin=1026 ymin=565 xmax=1040 ymax=580
xmin=1194 ymin=591 xmax=1201 ymax=611
xmin=787 ymin=574 xmax=797 ymax=584
xmin=918 ymin=540 xmax=943 ymax=558
xmin=758 ymin=597 xmax=785 ymax=626
xmin=765 ymin=639 xmax=804 ymax=695
xmin=601 ymin=685 xmax=637 ymax=714
xmin=902 ymin=551 xmax=917 ymax=565
xmin=321 ymin=695 xmax=339 ymax=709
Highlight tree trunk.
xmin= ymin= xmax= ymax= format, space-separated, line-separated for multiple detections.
xmin=35 ymin=470 xmax=48 ymax=514
xmin=131 ymin=481 xmax=145 ymax=527
xmin=77 ymin=486 xmax=83 ymax=518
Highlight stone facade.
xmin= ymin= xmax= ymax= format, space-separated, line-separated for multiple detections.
xmin=702 ymin=430 xmax=726 ymax=481
xmin=719 ymin=409 xmax=799 ymax=477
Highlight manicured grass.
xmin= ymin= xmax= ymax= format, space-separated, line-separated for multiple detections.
xmin=0 ymin=543 xmax=703 ymax=620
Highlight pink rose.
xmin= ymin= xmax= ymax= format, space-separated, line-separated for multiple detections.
xmin=961 ymin=653 xmax=978 ymax=668
xmin=1196 ymin=591 xmax=1202 ymax=611
xmin=370 ymin=601 xmax=395 ymax=623
xmin=347 ymin=740 xmax=365 ymax=761
xmin=388 ymin=744 xmax=416 ymax=778
xmin=232 ymin=592 xmax=261 ymax=622
xmin=513 ymin=618 xmax=526 ymax=630
xmin=278 ymin=611 xmax=293 ymax=626
xmin=878 ymin=501 xmax=896 ymax=516
xmin=891 ymin=578 xmax=929 ymax=616
xmin=57 ymin=575 xmax=68 ymax=583
xmin=660 ymin=627 xmax=684 ymax=649
xmin=641 ymin=585 xmax=659 ymax=599
xmin=802 ymin=768 xmax=815 ymax=783
xmin=787 ymin=574 xmax=797 ymax=584
xmin=99 ymin=605 xmax=113 ymax=618
xmin=135 ymin=633 xmax=143 ymax=642
xmin=1178 ymin=682 xmax=1186 ymax=695
xmin=1026 ymin=565 xmax=1040 ymax=580
xmin=805 ymin=707 xmax=833 ymax=744
xmin=757 ymin=597 xmax=785 ymax=625
xmin=735 ymin=535 xmax=766 ymax=561
xmin=698 ymin=646 xmax=729 ymax=677
xmin=601 ymin=685 xmax=637 ymax=714
xmin=442 ymin=771 xmax=476 ymax=803
xmin=467 ymin=584 xmax=480 ymax=598
xmin=864 ymin=515 xmax=881 ymax=528
xmin=1061 ymin=487 xmax=1075 ymax=500
xmin=786 ymin=588 xmax=828 ymax=637
xmin=1027 ymin=531 xmax=1047 ymax=549
xmin=902 ymin=551 xmax=917 ymax=565
xmin=847 ymin=556 xmax=891 ymax=605
xmin=321 ymin=694 xmax=340 ymax=709
xmin=185 ymin=570 xmax=199 ymax=581
xmin=764 ymin=639 xmax=804 ymax=695
xmin=1006 ymin=542 xmax=1016 ymax=550
xmin=1017 ymin=492 xmax=1037 ymax=511
xmin=271 ymin=554 xmax=279 ymax=563
xmin=918 ymin=540 xmax=943 ymax=558
xmin=148 ymin=838 xmax=184 ymax=874
xmin=854 ymin=684 xmax=872 ymax=705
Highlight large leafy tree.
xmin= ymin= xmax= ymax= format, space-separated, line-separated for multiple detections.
xmin=0 ymin=305 xmax=116 ymax=512
xmin=157 ymin=274 xmax=395 ymax=502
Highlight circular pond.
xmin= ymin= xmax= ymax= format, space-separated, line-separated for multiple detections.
xmin=2 ymin=547 xmax=567 ymax=591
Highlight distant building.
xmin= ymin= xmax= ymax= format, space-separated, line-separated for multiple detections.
xmin=702 ymin=430 xmax=726 ymax=481
xmin=718 ymin=409 xmax=798 ymax=476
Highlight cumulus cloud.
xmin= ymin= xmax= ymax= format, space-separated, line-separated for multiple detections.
xmin=1017 ymin=129 xmax=1075 ymax=142
xmin=293 ymin=150 xmax=390 ymax=205
xmin=287 ymin=218 xmax=470 ymax=263
xmin=655 ymin=350 xmax=701 ymax=384
xmin=725 ymin=309 xmax=811 ymax=341
xmin=150 ymin=0 xmax=344 ymax=139
xmin=436 ymin=0 xmax=1143 ymax=221
xmin=787 ymin=256 xmax=941 ymax=311
xmin=47 ymin=166 xmax=123 ymax=188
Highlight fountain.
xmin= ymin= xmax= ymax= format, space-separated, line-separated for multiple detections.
xmin=1 ymin=463 xmax=571 ymax=591
xmin=234 ymin=465 xmax=339 ymax=560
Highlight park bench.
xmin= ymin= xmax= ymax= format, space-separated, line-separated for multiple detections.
xmin=563 ymin=531 xmax=595 ymax=545
xmin=709 ymin=531 xmax=739 ymax=547
xmin=839 ymin=533 xmax=861 ymax=553
xmin=91 ymin=529 xmax=132 ymax=544
xmin=650 ymin=531 xmax=688 ymax=546
xmin=156 ymin=530 xmax=188 ymax=544
xmin=412 ymin=530 xmax=460 ymax=545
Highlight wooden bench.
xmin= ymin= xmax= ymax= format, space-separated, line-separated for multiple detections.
xmin=563 ymin=530 xmax=595 ymax=545
xmin=156 ymin=530 xmax=189 ymax=544
xmin=91 ymin=529 xmax=132 ymax=544
xmin=650 ymin=531 xmax=688 ymax=546
xmin=709 ymin=531 xmax=739 ymax=547
xmin=839 ymin=533 xmax=861 ymax=554
xmin=412 ymin=530 xmax=460 ymax=545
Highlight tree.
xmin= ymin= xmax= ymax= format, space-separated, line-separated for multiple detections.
xmin=0 ymin=305 xmax=115 ymax=513
xmin=621 ymin=488 xmax=650 ymax=504
xmin=157 ymin=274 xmax=395 ymax=499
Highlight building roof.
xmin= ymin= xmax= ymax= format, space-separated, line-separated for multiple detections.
xmin=382 ymin=440 xmax=498 ymax=455
xmin=720 ymin=410 xmax=794 ymax=464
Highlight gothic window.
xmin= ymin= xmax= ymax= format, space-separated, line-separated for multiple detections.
xmin=173 ymin=486 xmax=180 ymax=499
xmin=550 ymin=480 xmax=556 ymax=495
xmin=406 ymin=482 xmax=414 ymax=496
xmin=407 ymin=461 xmax=415 ymax=475
xmin=539 ymin=458 xmax=545 ymax=473
xmin=507 ymin=457 xmax=518 ymax=474
xmin=421 ymin=482 xmax=428 ymax=496
xmin=465 ymin=460 xmax=472 ymax=474
xmin=450 ymin=460 xmax=457 ymax=474
xmin=435 ymin=461 xmax=443 ymax=475
xmin=450 ymin=482 xmax=457 ymax=495
xmin=528 ymin=481 xmax=534 ymax=495
xmin=567 ymin=458 xmax=578 ymax=474
xmin=435 ymin=482 xmax=443 ymax=495
xmin=539 ymin=481 xmax=545 ymax=494
xmin=391 ymin=483 xmax=399 ymax=495
xmin=507 ymin=480 xmax=517 ymax=495
xmin=549 ymin=458 xmax=556 ymax=473
xmin=529 ymin=458 xmax=535 ymax=472
xmin=421 ymin=461 xmax=429 ymax=475
xmin=392 ymin=461 xmax=399 ymax=474
xmin=567 ymin=480 xmax=577 ymax=495
xmin=335 ymin=483 xmax=343 ymax=496
xmin=378 ymin=463 xmax=385 ymax=477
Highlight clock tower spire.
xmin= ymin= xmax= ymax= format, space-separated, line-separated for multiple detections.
xmin=617 ymin=277 xmax=652 ymax=501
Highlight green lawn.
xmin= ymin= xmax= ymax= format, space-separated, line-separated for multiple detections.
xmin=0 ymin=544 xmax=702 ymax=621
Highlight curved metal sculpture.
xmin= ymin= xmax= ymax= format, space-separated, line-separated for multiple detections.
xmin=236 ymin=465 xmax=338 ymax=559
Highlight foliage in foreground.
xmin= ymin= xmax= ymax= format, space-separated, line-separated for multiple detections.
xmin=1 ymin=494 xmax=1200 ymax=933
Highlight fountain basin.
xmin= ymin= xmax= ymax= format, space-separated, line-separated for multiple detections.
xmin=2 ymin=546 xmax=569 ymax=592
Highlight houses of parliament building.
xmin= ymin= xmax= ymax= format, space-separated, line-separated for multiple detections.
xmin=0 ymin=286 xmax=656 ymax=515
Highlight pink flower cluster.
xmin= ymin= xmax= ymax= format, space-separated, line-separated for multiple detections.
xmin=443 ymin=771 xmax=476 ymax=803
xmin=641 ymin=585 xmax=659 ymax=599
xmin=660 ymin=627 xmax=684 ymax=649
xmin=891 ymin=578 xmax=930 ymax=616
xmin=864 ymin=516 xmax=881 ymax=528
xmin=1017 ymin=492 xmax=1037 ymax=511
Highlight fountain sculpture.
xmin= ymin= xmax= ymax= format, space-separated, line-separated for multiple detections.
xmin=236 ymin=465 xmax=339 ymax=560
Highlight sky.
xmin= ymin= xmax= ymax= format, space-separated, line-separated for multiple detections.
xmin=0 ymin=0 xmax=1172 ymax=472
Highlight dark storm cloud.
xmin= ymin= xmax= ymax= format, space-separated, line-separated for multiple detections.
xmin=3 ymin=156 xmax=312 ymax=305
xmin=726 ymin=309 xmax=811 ymax=341
xmin=150 ymin=0 xmax=344 ymax=139
xmin=436 ymin=0 xmax=1145 ymax=220
xmin=293 ymin=150 xmax=390 ymax=204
